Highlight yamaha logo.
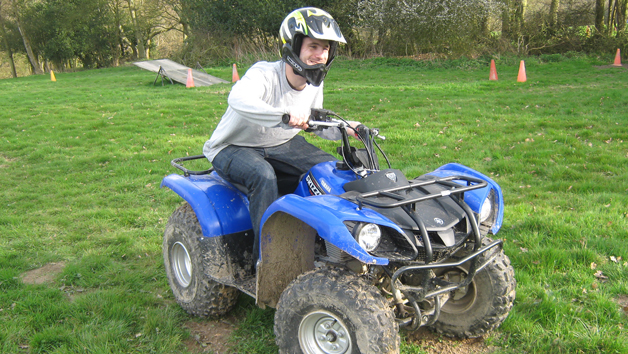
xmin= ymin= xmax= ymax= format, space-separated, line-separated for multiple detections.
xmin=434 ymin=218 xmax=444 ymax=225
xmin=306 ymin=174 xmax=323 ymax=196
xmin=385 ymin=172 xmax=397 ymax=182
xmin=287 ymin=56 xmax=303 ymax=72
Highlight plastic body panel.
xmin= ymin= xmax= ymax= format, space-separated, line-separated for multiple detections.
xmin=294 ymin=161 xmax=357 ymax=196
xmin=160 ymin=172 xmax=252 ymax=237
xmin=427 ymin=163 xmax=504 ymax=234
xmin=260 ymin=194 xmax=405 ymax=265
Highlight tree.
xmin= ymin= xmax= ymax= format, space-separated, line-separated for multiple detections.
xmin=0 ymin=0 xmax=18 ymax=77
xmin=358 ymin=0 xmax=500 ymax=56
xmin=595 ymin=0 xmax=605 ymax=32
xmin=9 ymin=0 xmax=42 ymax=74
xmin=617 ymin=0 xmax=627 ymax=32
xmin=125 ymin=0 xmax=179 ymax=59
xmin=548 ymin=0 xmax=560 ymax=29
xmin=502 ymin=0 xmax=527 ymax=40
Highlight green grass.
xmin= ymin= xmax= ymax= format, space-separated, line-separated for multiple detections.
xmin=1 ymin=55 xmax=627 ymax=353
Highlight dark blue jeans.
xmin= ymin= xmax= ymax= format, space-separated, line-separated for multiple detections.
xmin=211 ymin=135 xmax=335 ymax=259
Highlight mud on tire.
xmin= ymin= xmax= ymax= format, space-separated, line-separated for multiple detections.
xmin=163 ymin=203 xmax=239 ymax=317
xmin=429 ymin=237 xmax=516 ymax=338
xmin=274 ymin=267 xmax=399 ymax=354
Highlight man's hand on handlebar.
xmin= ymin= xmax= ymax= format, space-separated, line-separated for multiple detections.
xmin=346 ymin=121 xmax=361 ymax=138
xmin=286 ymin=111 xmax=310 ymax=130
xmin=281 ymin=112 xmax=361 ymax=139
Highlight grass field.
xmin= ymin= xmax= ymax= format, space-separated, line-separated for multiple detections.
xmin=1 ymin=55 xmax=627 ymax=353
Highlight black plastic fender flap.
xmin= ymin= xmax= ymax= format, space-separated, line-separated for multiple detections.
xmin=256 ymin=212 xmax=316 ymax=309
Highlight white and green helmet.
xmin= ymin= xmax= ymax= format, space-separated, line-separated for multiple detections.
xmin=279 ymin=7 xmax=346 ymax=86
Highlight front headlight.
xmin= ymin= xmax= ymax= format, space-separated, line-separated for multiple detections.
xmin=479 ymin=196 xmax=492 ymax=223
xmin=354 ymin=223 xmax=381 ymax=252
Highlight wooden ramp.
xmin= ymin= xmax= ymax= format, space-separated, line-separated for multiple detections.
xmin=133 ymin=59 xmax=229 ymax=86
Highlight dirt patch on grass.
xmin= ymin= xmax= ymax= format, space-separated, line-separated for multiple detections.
xmin=183 ymin=315 xmax=238 ymax=354
xmin=21 ymin=262 xmax=66 ymax=285
xmin=405 ymin=328 xmax=497 ymax=354
xmin=614 ymin=294 xmax=628 ymax=315
xmin=182 ymin=317 xmax=495 ymax=354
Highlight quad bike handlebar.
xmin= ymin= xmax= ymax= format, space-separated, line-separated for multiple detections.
xmin=283 ymin=109 xmax=389 ymax=173
xmin=282 ymin=109 xmax=385 ymax=140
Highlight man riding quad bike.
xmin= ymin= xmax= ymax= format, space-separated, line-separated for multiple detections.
xmin=160 ymin=109 xmax=516 ymax=353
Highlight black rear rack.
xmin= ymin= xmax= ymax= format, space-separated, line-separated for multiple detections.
xmin=170 ymin=155 xmax=212 ymax=177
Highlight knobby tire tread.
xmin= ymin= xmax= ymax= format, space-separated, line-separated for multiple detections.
xmin=163 ymin=203 xmax=239 ymax=318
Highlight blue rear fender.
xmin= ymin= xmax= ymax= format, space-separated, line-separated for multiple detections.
xmin=261 ymin=194 xmax=405 ymax=266
xmin=160 ymin=172 xmax=252 ymax=237
xmin=427 ymin=163 xmax=504 ymax=234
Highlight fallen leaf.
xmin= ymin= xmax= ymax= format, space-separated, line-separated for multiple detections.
xmin=520 ymin=247 xmax=529 ymax=253
xmin=590 ymin=262 xmax=597 ymax=269
xmin=594 ymin=270 xmax=608 ymax=280
xmin=611 ymin=256 xmax=618 ymax=263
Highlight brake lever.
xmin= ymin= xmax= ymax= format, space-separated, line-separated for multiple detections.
xmin=371 ymin=128 xmax=386 ymax=140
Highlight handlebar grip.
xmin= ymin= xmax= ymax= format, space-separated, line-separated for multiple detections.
xmin=282 ymin=114 xmax=290 ymax=124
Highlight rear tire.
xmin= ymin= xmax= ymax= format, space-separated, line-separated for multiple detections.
xmin=274 ymin=267 xmax=399 ymax=354
xmin=429 ymin=237 xmax=516 ymax=338
xmin=163 ymin=203 xmax=239 ymax=317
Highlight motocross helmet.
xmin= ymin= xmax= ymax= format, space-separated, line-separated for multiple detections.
xmin=280 ymin=7 xmax=346 ymax=87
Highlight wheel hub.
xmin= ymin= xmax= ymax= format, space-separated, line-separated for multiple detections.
xmin=171 ymin=241 xmax=192 ymax=288
xmin=441 ymin=268 xmax=477 ymax=314
xmin=299 ymin=310 xmax=351 ymax=354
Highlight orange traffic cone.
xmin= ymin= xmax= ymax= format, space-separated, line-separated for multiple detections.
xmin=517 ymin=60 xmax=527 ymax=82
xmin=613 ymin=48 xmax=622 ymax=66
xmin=489 ymin=59 xmax=498 ymax=81
xmin=186 ymin=68 xmax=194 ymax=88
xmin=50 ymin=70 xmax=56 ymax=82
xmin=232 ymin=64 xmax=240 ymax=82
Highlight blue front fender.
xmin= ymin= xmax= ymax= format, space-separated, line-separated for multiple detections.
xmin=160 ymin=172 xmax=252 ymax=237
xmin=428 ymin=163 xmax=504 ymax=234
xmin=261 ymin=194 xmax=407 ymax=265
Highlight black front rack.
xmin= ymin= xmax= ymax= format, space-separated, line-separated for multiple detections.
xmin=355 ymin=175 xmax=487 ymax=264
xmin=353 ymin=175 xmax=496 ymax=330
xmin=354 ymin=175 xmax=487 ymax=210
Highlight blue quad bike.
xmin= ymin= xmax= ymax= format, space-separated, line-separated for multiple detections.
xmin=160 ymin=109 xmax=516 ymax=353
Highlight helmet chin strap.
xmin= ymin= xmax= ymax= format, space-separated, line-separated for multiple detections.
xmin=282 ymin=44 xmax=328 ymax=87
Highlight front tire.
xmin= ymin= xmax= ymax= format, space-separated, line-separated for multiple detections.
xmin=429 ymin=237 xmax=516 ymax=338
xmin=163 ymin=203 xmax=239 ymax=317
xmin=274 ymin=267 xmax=399 ymax=354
